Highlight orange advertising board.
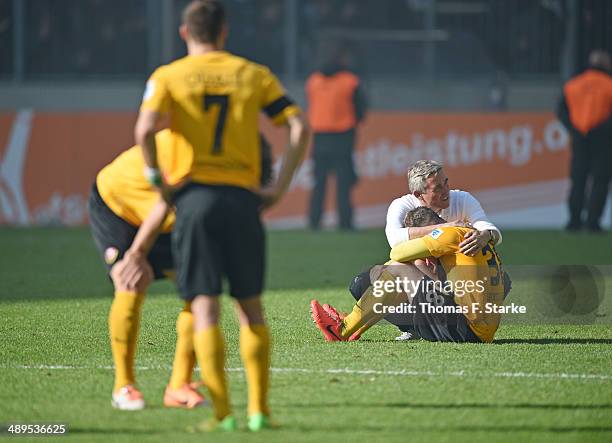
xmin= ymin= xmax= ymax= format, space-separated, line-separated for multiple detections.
xmin=0 ymin=111 xmax=569 ymax=227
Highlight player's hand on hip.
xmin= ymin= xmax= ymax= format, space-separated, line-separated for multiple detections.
xmin=111 ymin=251 xmax=154 ymax=292
xmin=459 ymin=229 xmax=488 ymax=256
xmin=257 ymin=184 xmax=283 ymax=210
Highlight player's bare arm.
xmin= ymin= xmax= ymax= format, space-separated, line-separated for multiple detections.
xmin=128 ymin=199 xmax=171 ymax=256
xmin=134 ymin=109 xmax=172 ymax=203
xmin=111 ymin=199 xmax=171 ymax=292
xmin=259 ymin=114 xmax=310 ymax=209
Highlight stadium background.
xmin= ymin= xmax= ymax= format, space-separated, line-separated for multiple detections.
xmin=0 ymin=0 xmax=611 ymax=229
xmin=1 ymin=2 xmax=611 ymax=441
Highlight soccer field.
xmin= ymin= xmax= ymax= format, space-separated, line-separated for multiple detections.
xmin=1 ymin=228 xmax=611 ymax=443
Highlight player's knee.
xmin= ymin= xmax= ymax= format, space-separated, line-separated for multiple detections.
xmin=110 ymin=262 xmax=153 ymax=293
xmin=135 ymin=267 xmax=154 ymax=293
xmin=235 ymin=296 xmax=264 ymax=325
xmin=412 ymin=259 xmax=427 ymax=267
xmin=386 ymin=262 xmax=419 ymax=279
xmin=349 ymin=270 xmax=371 ymax=301
xmin=110 ymin=266 xmax=126 ymax=291
xmin=191 ymin=296 xmax=221 ymax=329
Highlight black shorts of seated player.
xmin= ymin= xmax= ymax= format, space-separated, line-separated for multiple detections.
xmin=172 ymin=183 xmax=264 ymax=300
xmin=348 ymin=268 xmax=481 ymax=343
xmin=88 ymin=184 xmax=174 ymax=280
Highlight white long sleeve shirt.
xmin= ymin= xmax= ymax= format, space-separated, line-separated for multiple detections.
xmin=385 ymin=190 xmax=502 ymax=247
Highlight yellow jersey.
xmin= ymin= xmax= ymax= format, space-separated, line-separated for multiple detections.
xmin=140 ymin=51 xmax=301 ymax=189
xmin=390 ymin=227 xmax=505 ymax=342
xmin=96 ymin=129 xmax=191 ymax=232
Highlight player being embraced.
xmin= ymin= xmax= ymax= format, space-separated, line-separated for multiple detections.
xmin=134 ymin=0 xmax=310 ymax=432
xmin=311 ymin=207 xmax=507 ymax=343
xmin=386 ymin=160 xmax=502 ymax=254
xmin=89 ymin=129 xmax=274 ymax=411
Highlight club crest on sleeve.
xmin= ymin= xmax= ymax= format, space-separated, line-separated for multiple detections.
xmin=429 ymin=228 xmax=443 ymax=239
xmin=104 ymin=247 xmax=119 ymax=265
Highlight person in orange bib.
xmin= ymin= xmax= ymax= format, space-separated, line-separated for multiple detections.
xmin=557 ymin=50 xmax=612 ymax=233
xmin=306 ymin=42 xmax=367 ymax=230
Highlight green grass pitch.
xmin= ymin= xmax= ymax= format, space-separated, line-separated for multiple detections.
xmin=0 ymin=227 xmax=611 ymax=442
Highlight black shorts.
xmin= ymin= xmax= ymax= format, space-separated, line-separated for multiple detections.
xmin=172 ymin=183 xmax=265 ymax=300
xmin=88 ymin=184 xmax=174 ymax=280
xmin=410 ymin=281 xmax=481 ymax=343
xmin=348 ymin=267 xmax=481 ymax=343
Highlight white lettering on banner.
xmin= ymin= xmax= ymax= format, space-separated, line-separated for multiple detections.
xmin=34 ymin=193 xmax=85 ymax=226
xmin=281 ymin=119 xmax=569 ymax=192
xmin=544 ymin=120 xmax=569 ymax=151
xmin=0 ymin=109 xmax=32 ymax=225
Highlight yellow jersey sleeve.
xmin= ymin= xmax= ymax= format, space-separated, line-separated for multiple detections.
xmin=96 ymin=129 xmax=190 ymax=232
xmin=389 ymin=237 xmax=431 ymax=262
xmin=260 ymin=68 xmax=301 ymax=125
xmin=420 ymin=227 xmax=465 ymax=258
xmin=390 ymin=227 xmax=468 ymax=262
xmin=140 ymin=66 xmax=171 ymax=114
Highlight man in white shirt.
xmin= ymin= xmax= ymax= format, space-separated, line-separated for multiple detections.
xmin=332 ymin=160 xmax=503 ymax=341
xmin=385 ymin=160 xmax=501 ymax=254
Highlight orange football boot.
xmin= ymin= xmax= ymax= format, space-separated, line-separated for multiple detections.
xmin=111 ymin=385 xmax=145 ymax=411
xmin=322 ymin=303 xmax=361 ymax=341
xmin=310 ymin=300 xmax=346 ymax=342
xmin=164 ymin=383 xmax=207 ymax=409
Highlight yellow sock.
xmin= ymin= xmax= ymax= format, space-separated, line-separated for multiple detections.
xmin=194 ymin=326 xmax=231 ymax=420
xmin=341 ymin=271 xmax=406 ymax=339
xmin=168 ymin=303 xmax=195 ymax=389
xmin=108 ymin=290 xmax=145 ymax=391
xmin=240 ymin=324 xmax=271 ymax=417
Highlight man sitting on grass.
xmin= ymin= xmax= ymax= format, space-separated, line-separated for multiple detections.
xmin=311 ymin=207 xmax=507 ymax=343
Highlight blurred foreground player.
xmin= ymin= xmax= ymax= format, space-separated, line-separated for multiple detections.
xmin=89 ymin=129 xmax=203 ymax=410
xmin=90 ymin=129 xmax=274 ymax=410
xmin=134 ymin=0 xmax=309 ymax=432
xmin=311 ymin=207 xmax=506 ymax=343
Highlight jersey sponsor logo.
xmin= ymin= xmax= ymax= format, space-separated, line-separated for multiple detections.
xmin=429 ymin=228 xmax=443 ymax=239
xmin=143 ymin=80 xmax=155 ymax=102
xmin=104 ymin=247 xmax=119 ymax=265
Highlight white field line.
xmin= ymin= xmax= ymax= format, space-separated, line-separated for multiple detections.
xmin=2 ymin=364 xmax=611 ymax=382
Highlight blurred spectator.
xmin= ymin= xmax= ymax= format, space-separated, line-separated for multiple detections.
xmin=26 ymin=0 xmax=61 ymax=75
xmin=224 ymin=0 xmax=257 ymax=59
xmin=25 ymin=0 xmax=146 ymax=79
xmin=306 ymin=41 xmax=367 ymax=230
xmin=0 ymin=0 xmax=12 ymax=76
xmin=253 ymin=0 xmax=284 ymax=74
xmin=557 ymin=50 xmax=612 ymax=233
xmin=2 ymin=0 xmax=608 ymax=84
xmin=487 ymin=69 xmax=508 ymax=110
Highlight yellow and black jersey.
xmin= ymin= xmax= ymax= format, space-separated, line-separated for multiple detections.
xmin=390 ymin=226 xmax=505 ymax=342
xmin=96 ymin=129 xmax=190 ymax=232
xmin=141 ymin=51 xmax=301 ymax=189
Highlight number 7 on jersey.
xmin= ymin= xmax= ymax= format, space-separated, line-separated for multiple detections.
xmin=203 ymin=94 xmax=229 ymax=155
